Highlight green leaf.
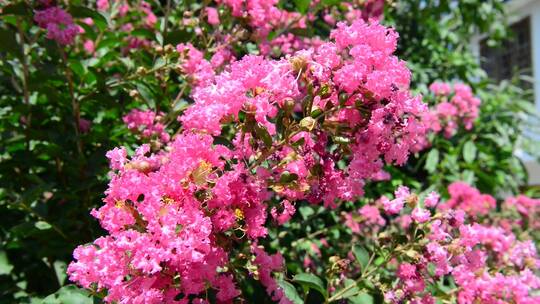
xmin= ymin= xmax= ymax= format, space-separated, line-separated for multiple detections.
xmin=53 ymin=260 xmax=68 ymax=286
xmin=280 ymin=171 xmax=299 ymax=183
xmin=0 ymin=250 xmax=14 ymax=275
xmin=278 ymin=279 xmax=304 ymax=304
xmin=293 ymin=273 xmax=327 ymax=298
xmin=298 ymin=206 xmax=314 ymax=220
xmin=165 ymin=29 xmax=193 ymax=44
xmin=69 ymin=6 xmax=108 ymax=31
xmin=348 ymin=293 xmax=374 ymax=304
xmin=322 ymin=0 xmax=341 ymax=5
xmin=294 ymin=0 xmax=310 ymax=14
xmin=42 ymin=285 xmax=94 ymax=304
xmin=424 ymin=149 xmax=439 ymax=173
xmin=352 ymin=245 xmax=370 ymax=270
xmin=254 ymin=124 xmax=273 ymax=148
xmin=1 ymin=2 xmax=31 ymax=16
xmin=0 ymin=28 xmax=22 ymax=58
xmin=332 ymin=279 xmax=359 ymax=300
xmin=463 ymin=141 xmax=477 ymax=163
xmin=35 ymin=221 xmax=52 ymax=230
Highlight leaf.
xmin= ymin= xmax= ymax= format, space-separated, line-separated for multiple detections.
xmin=298 ymin=206 xmax=314 ymax=220
xmin=463 ymin=141 xmax=477 ymax=163
xmin=280 ymin=171 xmax=299 ymax=183
xmin=294 ymin=0 xmax=310 ymax=14
xmin=1 ymin=2 xmax=31 ymax=16
xmin=0 ymin=250 xmax=14 ymax=275
xmin=348 ymin=293 xmax=374 ymax=304
xmin=54 ymin=260 xmax=67 ymax=286
xmin=0 ymin=28 xmax=22 ymax=58
xmin=293 ymin=273 xmax=327 ymax=298
xmin=69 ymin=6 xmax=108 ymax=31
xmin=35 ymin=221 xmax=52 ymax=230
xmin=42 ymin=285 xmax=94 ymax=304
xmin=254 ymin=124 xmax=273 ymax=148
xmin=322 ymin=0 xmax=341 ymax=5
xmin=424 ymin=149 xmax=439 ymax=173
xmin=165 ymin=29 xmax=193 ymax=44
xmin=278 ymin=279 xmax=304 ymax=304
xmin=332 ymin=279 xmax=359 ymax=300
xmin=352 ymin=245 xmax=370 ymax=270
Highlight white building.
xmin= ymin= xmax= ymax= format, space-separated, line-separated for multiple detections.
xmin=471 ymin=0 xmax=540 ymax=185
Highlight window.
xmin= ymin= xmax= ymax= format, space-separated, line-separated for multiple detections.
xmin=480 ymin=17 xmax=532 ymax=86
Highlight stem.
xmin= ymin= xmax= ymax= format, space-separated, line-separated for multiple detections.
xmin=60 ymin=47 xmax=83 ymax=155
xmin=16 ymin=18 xmax=31 ymax=149
xmin=326 ymin=252 xmax=379 ymax=303
xmin=162 ymin=0 xmax=171 ymax=45
xmin=18 ymin=200 xmax=68 ymax=240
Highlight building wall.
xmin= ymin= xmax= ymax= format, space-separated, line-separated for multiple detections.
xmin=471 ymin=0 xmax=540 ymax=184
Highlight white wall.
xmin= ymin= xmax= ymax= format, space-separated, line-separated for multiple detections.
xmin=506 ymin=0 xmax=540 ymax=110
xmin=471 ymin=0 xmax=540 ymax=184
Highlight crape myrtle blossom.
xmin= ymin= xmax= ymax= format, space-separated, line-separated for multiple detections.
xmin=425 ymin=82 xmax=481 ymax=138
xmin=34 ymin=6 xmax=80 ymax=45
xmin=122 ymin=109 xmax=170 ymax=143
xmin=352 ymin=185 xmax=540 ymax=304
xmin=69 ymin=18 xmax=431 ymax=302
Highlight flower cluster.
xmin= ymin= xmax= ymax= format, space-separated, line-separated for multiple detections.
xmin=424 ymin=82 xmax=481 ymax=138
xmin=34 ymin=6 xmax=80 ymax=45
xmin=122 ymin=109 xmax=170 ymax=143
xmin=438 ymin=181 xmax=496 ymax=217
xmin=341 ymin=184 xmax=540 ymax=304
xmin=69 ymin=17 xmax=430 ymax=302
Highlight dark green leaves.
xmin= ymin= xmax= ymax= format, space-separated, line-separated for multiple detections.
xmin=293 ymin=0 xmax=310 ymax=14
xmin=352 ymin=245 xmax=370 ymax=270
xmin=278 ymin=279 xmax=304 ymax=304
xmin=254 ymin=124 xmax=273 ymax=148
xmin=0 ymin=28 xmax=22 ymax=58
xmin=1 ymin=2 xmax=31 ymax=16
xmin=69 ymin=6 xmax=108 ymax=31
xmin=293 ymin=273 xmax=327 ymax=298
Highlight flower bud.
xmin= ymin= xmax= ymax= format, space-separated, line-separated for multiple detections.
xmin=164 ymin=44 xmax=175 ymax=54
xmin=299 ymin=117 xmax=316 ymax=131
xmin=129 ymin=90 xmax=139 ymax=97
xmin=136 ymin=67 xmax=147 ymax=75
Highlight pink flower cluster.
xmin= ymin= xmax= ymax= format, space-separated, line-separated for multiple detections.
xmin=424 ymin=82 xmax=481 ymax=138
xmin=365 ymin=186 xmax=540 ymax=304
xmin=34 ymin=6 xmax=80 ymax=45
xmin=69 ymin=18 xmax=429 ymax=302
xmin=438 ymin=181 xmax=496 ymax=217
xmin=122 ymin=109 xmax=170 ymax=143
xmin=503 ymin=194 xmax=540 ymax=230
xmin=217 ymin=0 xmax=305 ymax=39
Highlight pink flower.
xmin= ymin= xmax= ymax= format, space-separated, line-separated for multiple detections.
xmin=34 ymin=7 xmax=79 ymax=45
xmin=424 ymin=191 xmax=439 ymax=208
xmin=359 ymin=205 xmax=385 ymax=226
xmin=83 ymin=40 xmax=95 ymax=54
xmin=411 ymin=207 xmax=430 ymax=223
xmin=205 ymin=7 xmax=220 ymax=25
xmin=438 ymin=182 xmax=495 ymax=217
xmin=97 ymin=0 xmax=109 ymax=11
xmin=122 ymin=109 xmax=170 ymax=143
xmin=271 ymin=200 xmax=295 ymax=225
xmin=381 ymin=195 xmax=404 ymax=215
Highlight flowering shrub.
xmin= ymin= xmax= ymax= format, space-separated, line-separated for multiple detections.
xmin=0 ymin=0 xmax=539 ymax=303
xmin=66 ymin=17 xmax=432 ymax=302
